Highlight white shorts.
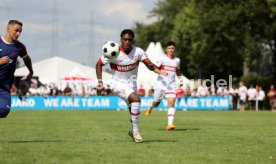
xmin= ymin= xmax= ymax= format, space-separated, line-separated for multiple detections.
xmin=153 ymin=82 xmax=176 ymax=102
xmin=110 ymin=80 xmax=137 ymax=104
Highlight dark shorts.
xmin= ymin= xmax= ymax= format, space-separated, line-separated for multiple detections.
xmin=239 ymin=100 xmax=246 ymax=105
xmin=0 ymin=82 xmax=12 ymax=117
xmin=248 ymin=100 xmax=255 ymax=106
xmin=270 ymin=100 xmax=276 ymax=107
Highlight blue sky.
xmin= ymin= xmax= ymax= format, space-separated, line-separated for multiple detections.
xmin=0 ymin=0 xmax=157 ymax=67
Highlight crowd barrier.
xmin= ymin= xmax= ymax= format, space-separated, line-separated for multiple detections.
xmin=11 ymin=96 xmax=231 ymax=110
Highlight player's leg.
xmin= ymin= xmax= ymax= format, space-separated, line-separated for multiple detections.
xmin=249 ymin=101 xmax=253 ymax=111
xmin=239 ymin=100 xmax=245 ymax=111
xmin=145 ymin=88 xmax=164 ymax=116
xmin=128 ymin=92 xmax=143 ymax=143
xmin=0 ymin=87 xmax=11 ymax=118
xmin=113 ymin=81 xmax=143 ymax=143
xmin=166 ymin=93 xmax=176 ymax=131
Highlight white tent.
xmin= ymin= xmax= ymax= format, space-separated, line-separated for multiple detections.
xmin=60 ymin=67 xmax=95 ymax=92
xmin=62 ymin=67 xmax=93 ymax=81
xmin=137 ymin=42 xmax=165 ymax=91
xmin=15 ymin=56 xmax=112 ymax=85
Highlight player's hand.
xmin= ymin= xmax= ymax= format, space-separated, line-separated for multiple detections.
xmin=21 ymin=72 xmax=33 ymax=81
xmin=96 ymin=82 xmax=104 ymax=96
xmin=0 ymin=56 xmax=10 ymax=65
xmin=160 ymin=71 xmax=168 ymax=76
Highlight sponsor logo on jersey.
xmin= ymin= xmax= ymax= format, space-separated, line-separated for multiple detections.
xmin=110 ymin=62 xmax=138 ymax=72
xmin=161 ymin=65 xmax=177 ymax=72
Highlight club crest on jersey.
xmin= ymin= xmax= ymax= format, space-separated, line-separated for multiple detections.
xmin=132 ymin=54 xmax=138 ymax=62
xmin=12 ymin=51 xmax=17 ymax=56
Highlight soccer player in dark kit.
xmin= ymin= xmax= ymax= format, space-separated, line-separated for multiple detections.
xmin=0 ymin=20 xmax=33 ymax=118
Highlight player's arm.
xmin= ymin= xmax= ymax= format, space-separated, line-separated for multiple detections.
xmin=143 ymin=59 xmax=167 ymax=75
xmin=96 ymin=58 xmax=105 ymax=95
xmin=176 ymin=69 xmax=184 ymax=86
xmin=176 ymin=69 xmax=183 ymax=77
xmin=21 ymin=55 xmax=33 ymax=81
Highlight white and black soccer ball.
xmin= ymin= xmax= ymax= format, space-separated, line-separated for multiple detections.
xmin=102 ymin=41 xmax=120 ymax=59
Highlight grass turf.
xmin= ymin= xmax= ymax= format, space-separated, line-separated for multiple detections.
xmin=0 ymin=110 xmax=275 ymax=164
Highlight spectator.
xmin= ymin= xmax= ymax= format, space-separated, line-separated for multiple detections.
xmin=49 ymin=83 xmax=59 ymax=96
xmin=185 ymin=87 xmax=191 ymax=96
xmin=228 ymin=86 xmax=238 ymax=110
xmin=10 ymin=83 xmax=17 ymax=96
xmin=137 ymin=84 xmax=146 ymax=96
xmin=28 ymin=82 xmax=38 ymax=96
xmin=63 ymin=84 xmax=73 ymax=96
xmin=87 ymin=86 xmax=97 ymax=96
xmin=267 ymin=84 xmax=276 ymax=112
xmin=100 ymin=87 xmax=107 ymax=96
xmin=234 ymin=87 xmax=239 ymax=110
xmin=217 ymin=87 xmax=228 ymax=96
xmin=210 ymin=84 xmax=216 ymax=96
xmin=196 ymin=82 xmax=209 ymax=96
xmin=247 ymin=84 xmax=257 ymax=111
xmin=238 ymin=81 xmax=247 ymax=111
xmin=16 ymin=80 xmax=29 ymax=101
xmin=37 ymin=84 xmax=50 ymax=96
xmin=72 ymin=85 xmax=78 ymax=96
xmin=256 ymin=86 xmax=265 ymax=110
xmin=191 ymin=88 xmax=197 ymax=97
xmin=106 ymin=85 xmax=113 ymax=95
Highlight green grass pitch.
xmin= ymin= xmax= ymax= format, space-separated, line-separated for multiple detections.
xmin=0 ymin=110 xmax=275 ymax=164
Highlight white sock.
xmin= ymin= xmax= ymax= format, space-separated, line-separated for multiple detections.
xmin=130 ymin=102 xmax=140 ymax=132
xmin=168 ymin=107 xmax=175 ymax=125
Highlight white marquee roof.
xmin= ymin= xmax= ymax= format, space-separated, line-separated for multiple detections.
xmin=15 ymin=56 xmax=112 ymax=84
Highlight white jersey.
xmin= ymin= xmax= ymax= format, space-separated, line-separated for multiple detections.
xmin=217 ymin=87 xmax=228 ymax=96
xmin=153 ymin=55 xmax=180 ymax=101
xmin=100 ymin=46 xmax=148 ymax=84
xmin=238 ymin=86 xmax=247 ymax=101
xmin=156 ymin=55 xmax=180 ymax=86
xmin=197 ymin=85 xmax=209 ymax=96
xmin=247 ymin=88 xmax=257 ymax=100
xmin=257 ymin=90 xmax=265 ymax=101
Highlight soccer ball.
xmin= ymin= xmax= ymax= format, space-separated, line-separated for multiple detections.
xmin=102 ymin=41 xmax=120 ymax=59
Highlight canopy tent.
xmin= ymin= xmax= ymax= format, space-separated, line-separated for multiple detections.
xmin=62 ymin=67 xmax=93 ymax=81
xmin=60 ymin=67 xmax=96 ymax=93
xmin=15 ymin=56 xmax=112 ymax=86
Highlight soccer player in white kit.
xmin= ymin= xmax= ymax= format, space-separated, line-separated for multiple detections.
xmin=96 ymin=29 xmax=167 ymax=143
xmin=145 ymin=41 xmax=185 ymax=131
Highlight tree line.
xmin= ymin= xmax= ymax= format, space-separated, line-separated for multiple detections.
xmin=134 ymin=0 xmax=276 ymax=85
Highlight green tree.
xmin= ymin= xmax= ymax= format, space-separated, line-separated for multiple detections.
xmin=134 ymin=0 xmax=276 ymax=80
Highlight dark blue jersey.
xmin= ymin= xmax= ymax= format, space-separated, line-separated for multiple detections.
xmin=0 ymin=36 xmax=27 ymax=82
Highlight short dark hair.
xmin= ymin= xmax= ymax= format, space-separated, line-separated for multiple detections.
xmin=166 ymin=41 xmax=176 ymax=47
xmin=8 ymin=20 xmax=23 ymax=26
xmin=120 ymin=29 xmax=135 ymax=38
